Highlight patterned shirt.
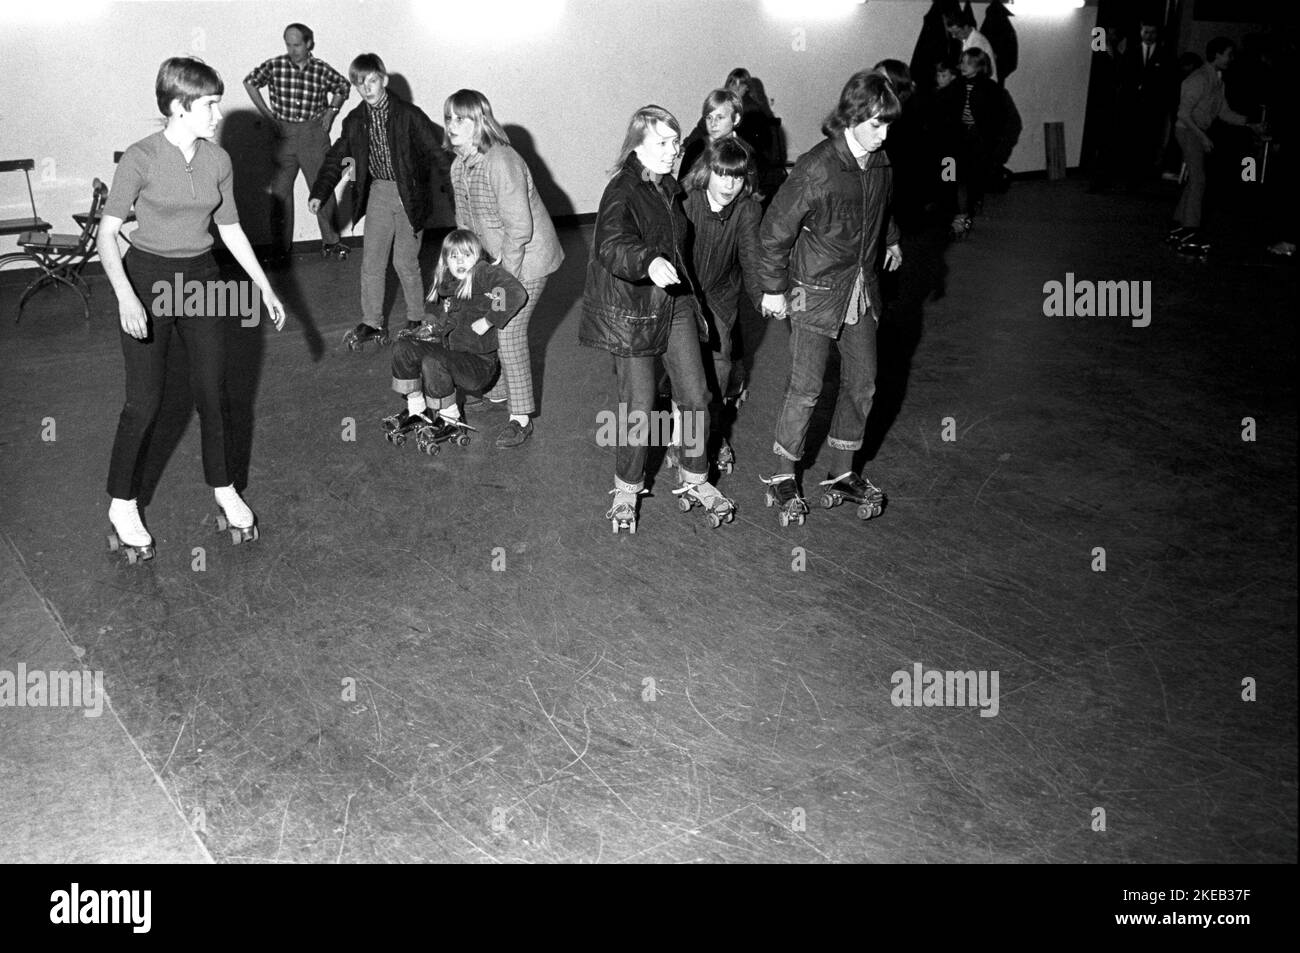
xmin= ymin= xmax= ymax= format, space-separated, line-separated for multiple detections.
xmin=244 ymin=54 xmax=349 ymax=123
xmin=366 ymin=95 xmax=395 ymax=181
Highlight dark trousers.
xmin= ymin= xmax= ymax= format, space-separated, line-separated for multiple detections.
xmin=613 ymin=296 xmax=711 ymax=487
xmin=106 ymin=249 xmax=230 ymax=498
xmin=391 ymin=337 xmax=498 ymax=407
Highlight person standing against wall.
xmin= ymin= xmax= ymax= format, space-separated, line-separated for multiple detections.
xmin=244 ymin=22 xmax=351 ymax=263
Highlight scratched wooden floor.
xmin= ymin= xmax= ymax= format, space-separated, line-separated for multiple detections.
xmin=0 ymin=178 xmax=1294 ymax=862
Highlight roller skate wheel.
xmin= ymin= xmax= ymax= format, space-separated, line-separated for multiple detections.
xmin=765 ymin=491 xmax=775 ymax=508
xmin=455 ymin=434 xmax=470 ymax=447
xmin=857 ymin=504 xmax=882 ymax=521
xmin=125 ymin=547 xmax=139 ymax=565
xmin=778 ymin=511 xmax=790 ymax=527
xmin=821 ymin=494 xmax=836 ymax=509
xmin=628 ymin=519 xmax=637 ymax=535
xmin=229 ymin=529 xmax=243 ymax=545
xmin=393 ymin=433 xmax=406 ymax=447
xmin=678 ymin=497 xmax=692 ymax=513
xmin=707 ymin=512 xmax=721 ymax=528
xmin=796 ymin=513 xmax=806 ymax=525
xmin=107 ymin=533 xmax=120 ymax=553
xmin=216 ymin=513 xmax=229 ymax=531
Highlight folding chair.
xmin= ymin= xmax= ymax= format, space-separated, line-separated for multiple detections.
xmin=0 ymin=177 xmax=108 ymax=324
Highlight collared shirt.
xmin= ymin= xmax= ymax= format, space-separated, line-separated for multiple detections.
xmin=366 ymin=95 xmax=395 ymax=180
xmin=843 ymin=127 xmax=869 ymax=169
xmin=244 ymin=54 xmax=349 ymax=123
xmin=962 ymin=28 xmax=998 ymax=81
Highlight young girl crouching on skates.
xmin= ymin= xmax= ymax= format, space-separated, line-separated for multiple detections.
xmin=385 ymin=230 xmax=526 ymax=452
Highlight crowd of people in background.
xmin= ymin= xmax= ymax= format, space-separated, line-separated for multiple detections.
xmin=1085 ymin=14 xmax=1290 ymax=257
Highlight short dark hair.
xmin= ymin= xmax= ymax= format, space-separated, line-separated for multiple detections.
xmin=284 ymin=22 xmax=314 ymax=48
xmin=874 ymin=59 xmax=914 ymax=102
xmin=155 ymin=57 xmax=223 ymax=117
xmin=1206 ymin=36 xmax=1234 ymax=60
xmin=349 ymin=53 xmax=387 ymax=82
xmin=825 ymin=71 xmax=901 ymax=133
xmin=682 ymin=136 xmax=755 ymax=193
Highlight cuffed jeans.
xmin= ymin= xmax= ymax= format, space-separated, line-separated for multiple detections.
xmin=271 ymin=119 xmax=339 ymax=250
xmin=106 ymin=249 xmax=231 ymax=498
xmin=392 ymin=337 xmax=497 ymax=410
xmin=361 ymin=180 xmax=424 ymax=328
xmin=772 ymin=316 xmax=878 ymax=465
xmin=612 ymin=295 xmax=710 ymax=487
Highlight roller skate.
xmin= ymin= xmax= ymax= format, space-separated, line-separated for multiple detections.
xmin=342 ymin=322 xmax=388 ymax=352
xmin=213 ymin=485 xmax=259 ymax=545
xmin=107 ymin=498 xmax=155 ymax=564
xmin=1163 ymin=225 xmax=1195 ymax=247
xmin=413 ymin=415 xmax=474 ymax=455
xmin=322 ymin=241 xmax=349 ymax=260
xmin=382 ymin=406 xmax=438 ymax=447
xmin=762 ymin=473 xmax=808 ymax=527
xmin=949 ymin=214 xmax=973 ymax=240
xmin=1175 ymin=232 xmax=1211 ymax=260
xmin=672 ymin=477 xmax=736 ymax=528
xmin=819 ymin=471 xmax=885 ymax=520
xmin=716 ymin=437 xmax=736 ymax=475
xmin=606 ymin=484 xmax=647 ymax=535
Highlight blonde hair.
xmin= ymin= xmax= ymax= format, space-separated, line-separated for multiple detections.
xmin=428 ymin=229 xmax=485 ymax=302
xmin=443 ymin=89 xmax=512 ymax=154
xmin=609 ymin=105 xmax=681 ymax=177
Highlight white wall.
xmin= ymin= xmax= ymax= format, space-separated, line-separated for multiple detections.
xmin=0 ymin=0 xmax=1095 ymax=258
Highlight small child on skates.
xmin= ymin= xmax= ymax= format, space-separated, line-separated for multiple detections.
xmin=386 ymin=229 xmax=526 ymax=450
xmin=758 ymin=71 xmax=902 ymax=526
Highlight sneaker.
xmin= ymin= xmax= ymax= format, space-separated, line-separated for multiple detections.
xmin=465 ymin=393 xmax=508 ymax=409
xmin=495 ymin=418 xmax=534 ymax=448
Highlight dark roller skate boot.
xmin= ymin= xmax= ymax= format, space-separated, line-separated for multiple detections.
xmin=382 ymin=406 xmax=438 ymax=447
xmin=762 ymin=473 xmax=808 ymax=527
xmin=414 ymin=415 xmax=475 ymax=455
xmin=673 ymin=477 xmax=736 ymax=528
xmin=716 ymin=437 xmax=736 ymax=475
xmin=107 ymin=498 xmax=155 ymax=565
xmin=819 ymin=471 xmax=885 ymax=520
xmin=342 ymin=322 xmax=388 ymax=352
xmin=1176 ymin=232 xmax=1211 ymax=260
xmin=322 ymin=241 xmax=350 ymax=260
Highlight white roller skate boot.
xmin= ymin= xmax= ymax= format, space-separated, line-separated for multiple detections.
xmin=606 ymin=479 xmax=645 ymax=534
xmin=107 ymin=498 xmax=154 ymax=564
xmin=214 ymin=485 xmax=259 ymax=544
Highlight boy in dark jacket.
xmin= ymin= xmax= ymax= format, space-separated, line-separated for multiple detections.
xmin=758 ymin=71 xmax=902 ymax=526
xmin=386 ymin=230 xmax=526 ymax=448
xmin=309 ymin=53 xmax=442 ymax=350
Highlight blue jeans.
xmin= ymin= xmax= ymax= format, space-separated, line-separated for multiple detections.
xmin=612 ymin=295 xmax=710 ymax=487
xmin=772 ymin=318 xmax=878 ymax=465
